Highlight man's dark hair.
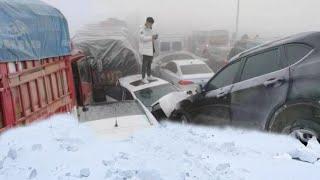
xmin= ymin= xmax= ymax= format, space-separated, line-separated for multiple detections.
xmin=146 ymin=17 xmax=154 ymax=24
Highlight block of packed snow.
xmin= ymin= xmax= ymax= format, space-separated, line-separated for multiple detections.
xmin=80 ymin=168 xmax=90 ymax=177
xmin=289 ymin=147 xmax=319 ymax=164
xmin=28 ymin=169 xmax=37 ymax=179
xmin=7 ymin=149 xmax=17 ymax=160
xmin=31 ymin=144 xmax=42 ymax=151
xmin=306 ymin=137 xmax=320 ymax=155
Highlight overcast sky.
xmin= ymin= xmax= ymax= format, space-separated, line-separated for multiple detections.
xmin=43 ymin=0 xmax=320 ymax=37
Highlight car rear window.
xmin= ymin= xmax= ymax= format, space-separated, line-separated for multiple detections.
xmin=180 ymin=64 xmax=212 ymax=75
xmin=160 ymin=42 xmax=170 ymax=52
xmin=285 ymin=44 xmax=312 ymax=66
xmin=172 ymin=41 xmax=183 ymax=51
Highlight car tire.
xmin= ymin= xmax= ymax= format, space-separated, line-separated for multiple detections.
xmin=175 ymin=110 xmax=192 ymax=124
xmin=270 ymin=119 xmax=320 ymax=145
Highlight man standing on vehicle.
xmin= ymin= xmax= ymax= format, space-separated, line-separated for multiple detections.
xmin=139 ymin=17 xmax=158 ymax=83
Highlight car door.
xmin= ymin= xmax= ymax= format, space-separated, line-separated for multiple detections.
xmin=230 ymin=47 xmax=290 ymax=129
xmin=160 ymin=62 xmax=180 ymax=84
xmin=186 ymin=60 xmax=243 ymax=126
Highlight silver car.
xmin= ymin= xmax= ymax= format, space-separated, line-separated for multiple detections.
xmin=158 ymin=59 xmax=214 ymax=92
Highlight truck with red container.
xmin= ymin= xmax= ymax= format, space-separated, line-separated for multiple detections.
xmin=0 ymin=0 xmax=86 ymax=132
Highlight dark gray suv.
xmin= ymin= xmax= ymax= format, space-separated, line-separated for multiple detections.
xmin=173 ymin=32 xmax=320 ymax=144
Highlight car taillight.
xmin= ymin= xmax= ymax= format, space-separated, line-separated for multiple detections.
xmin=179 ymin=80 xmax=194 ymax=85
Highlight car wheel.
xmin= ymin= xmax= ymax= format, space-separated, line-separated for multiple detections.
xmin=286 ymin=127 xmax=318 ymax=145
xmin=271 ymin=119 xmax=320 ymax=145
xmin=176 ymin=111 xmax=191 ymax=124
xmin=180 ymin=114 xmax=190 ymax=124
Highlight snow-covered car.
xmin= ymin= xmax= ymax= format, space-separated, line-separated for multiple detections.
xmin=118 ymin=75 xmax=181 ymax=111
xmin=78 ymin=100 xmax=158 ymax=140
xmin=162 ymin=32 xmax=320 ymax=144
xmin=157 ymin=59 xmax=214 ymax=92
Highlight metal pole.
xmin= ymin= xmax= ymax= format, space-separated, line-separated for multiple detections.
xmin=235 ymin=0 xmax=240 ymax=40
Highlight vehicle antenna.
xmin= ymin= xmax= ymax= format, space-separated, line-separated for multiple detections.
xmin=114 ymin=103 xmax=118 ymax=127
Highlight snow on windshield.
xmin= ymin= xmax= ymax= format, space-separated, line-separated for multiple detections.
xmin=0 ymin=114 xmax=319 ymax=180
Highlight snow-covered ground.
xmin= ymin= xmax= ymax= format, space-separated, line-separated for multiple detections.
xmin=0 ymin=114 xmax=319 ymax=180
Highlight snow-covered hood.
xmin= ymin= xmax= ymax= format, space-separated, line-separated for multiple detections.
xmin=82 ymin=115 xmax=155 ymax=140
xmin=154 ymin=91 xmax=191 ymax=117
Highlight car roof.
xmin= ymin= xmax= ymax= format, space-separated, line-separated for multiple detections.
xmin=119 ymin=75 xmax=170 ymax=92
xmin=235 ymin=32 xmax=320 ymax=59
xmin=171 ymin=59 xmax=206 ymax=66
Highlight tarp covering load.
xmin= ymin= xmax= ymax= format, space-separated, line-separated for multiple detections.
xmin=0 ymin=0 xmax=71 ymax=61
xmin=73 ymin=19 xmax=141 ymax=102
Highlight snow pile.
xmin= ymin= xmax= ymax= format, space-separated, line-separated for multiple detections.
xmin=0 ymin=114 xmax=319 ymax=180
xmin=288 ymin=137 xmax=320 ymax=163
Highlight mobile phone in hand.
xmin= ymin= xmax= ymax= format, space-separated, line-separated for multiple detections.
xmin=153 ymin=34 xmax=159 ymax=40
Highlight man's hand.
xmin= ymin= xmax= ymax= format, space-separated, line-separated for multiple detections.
xmin=153 ymin=34 xmax=158 ymax=40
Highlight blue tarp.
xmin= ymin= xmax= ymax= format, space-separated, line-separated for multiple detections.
xmin=0 ymin=0 xmax=71 ymax=62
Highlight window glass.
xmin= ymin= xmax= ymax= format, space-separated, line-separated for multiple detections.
xmin=285 ymin=44 xmax=312 ymax=65
xmin=165 ymin=62 xmax=177 ymax=73
xmin=207 ymin=60 xmax=242 ymax=90
xmin=180 ymin=64 xmax=212 ymax=75
xmin=160 ymin=42 xmax=170 ymax=52
xmin=172 ymin=41 xmax=183 ymax=51
xmin=241 ymin=49 xmax=281 ymax=81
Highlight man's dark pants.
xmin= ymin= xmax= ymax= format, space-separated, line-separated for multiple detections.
xmin=142 ymin=55 xmax=153 ymax=79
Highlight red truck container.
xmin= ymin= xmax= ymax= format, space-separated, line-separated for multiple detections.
xmin=0 ymin=55 xmax=86 ymax=132
xmin=0 ymin=0 xmax=86 ymax=132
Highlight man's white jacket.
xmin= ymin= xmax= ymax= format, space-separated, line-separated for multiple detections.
xmin=139 ymin=26 xmax=154 ymax=56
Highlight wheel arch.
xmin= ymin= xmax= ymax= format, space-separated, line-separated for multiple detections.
xmin=266 ymin=100 xmax=320 ymax=132
xmin=171 ymin=99 xmax=193 ymax=119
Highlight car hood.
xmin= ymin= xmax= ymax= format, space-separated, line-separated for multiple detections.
xmin=154 ymin=91 xmax=191 ymax=117
xmin=82 ymin=115 xmax=155 ymax=140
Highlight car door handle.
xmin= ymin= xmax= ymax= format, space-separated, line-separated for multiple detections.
xmin=216 ymin=91 xmax=228 ymax=98
xmin=263 ymin=78 xmax=284 ymax=87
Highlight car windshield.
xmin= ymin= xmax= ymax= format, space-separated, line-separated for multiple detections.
xmin=134 ymin=84 xmax=177 ymax=107
xmin=180 ymin=64 xmax=213 ymax=75
xmin=78 ymin=101 xmax=145 ymax=122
